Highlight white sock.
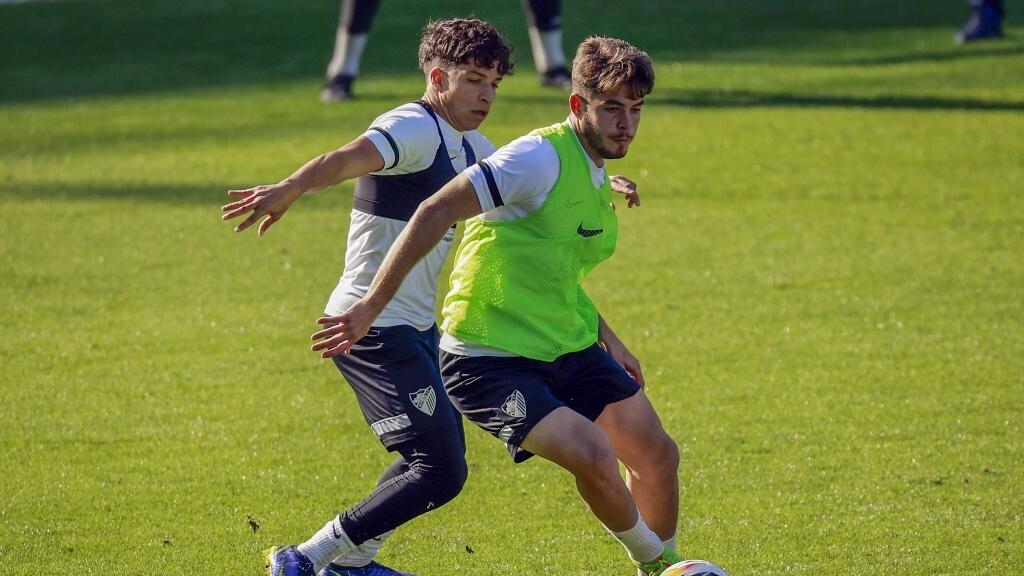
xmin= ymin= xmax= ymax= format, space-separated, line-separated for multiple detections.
xmin=527 ymin=27 xmax=566 ymax=73
xmin=607 ymin=514 xmax=664 ymax=564
xmin=297 ymin=517 xmax=356 ymax=573
xmin=330 ymin=529 xmax=393 ymax=568
xmin=326 ymin=32 xmax=368 ymax=79
xmin=635 ymin=534 xmax=678 ymax=576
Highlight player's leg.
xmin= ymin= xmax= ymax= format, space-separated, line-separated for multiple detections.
xmin=323 ymin=0 xmax=383 ymax=101
xmin=440 ymin=352 xmax=676 ymax=574
xmin=956 ymin=0 xmax=1005 ymax=43
xmin=321 ymin=457 xmax=406 ymax=574
xmin=270 ymin=325 xmax=465 ymax=576
xmin=520 ymin=0 xmax=571 ymax=88
xmin=545 ymin=344 xmax=681 ymax=574
xmin=595 ymin=390 xmax=680 ymax=542
xmin=553 ymin=344 xmax=680 ymax=542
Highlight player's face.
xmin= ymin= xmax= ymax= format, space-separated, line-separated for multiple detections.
xmin=575 ymin=85 xmax=645 ymax=160
xmin=439 ymin=63 xmax=503 ymax=131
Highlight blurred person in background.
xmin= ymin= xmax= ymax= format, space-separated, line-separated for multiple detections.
xmin=322 ymin=0 xmax=571 ymax=102
xmin=956 ymin=0 xmax=1004 ymax=43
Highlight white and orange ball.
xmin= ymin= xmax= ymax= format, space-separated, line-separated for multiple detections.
xmin=661 ymin=559 xmax=730 ymax=576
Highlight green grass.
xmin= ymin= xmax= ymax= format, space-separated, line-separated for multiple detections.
xmin=1 ymin=0 xmax=1022 ymax=574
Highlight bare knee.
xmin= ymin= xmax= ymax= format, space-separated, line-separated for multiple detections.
xmin=563 ymin=429 xmax=621 ymax=483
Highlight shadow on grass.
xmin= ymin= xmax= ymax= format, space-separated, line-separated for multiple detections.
xmin=1 ymin=181 xmax=243 ymax=205
xmin=829 ymin=40 xmax=1023 ymax=67
xmin=652 ymin=89 xmax=1024 ymax=112
xmin=0 ymin=0 xmax=1003 ymax=104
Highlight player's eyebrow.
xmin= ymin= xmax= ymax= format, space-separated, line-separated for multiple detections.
xmin=603 ymin=98 xmax=644 ymax=107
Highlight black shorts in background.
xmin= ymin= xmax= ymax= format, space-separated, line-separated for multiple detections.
xmin=332 ymin=324 xmax=461 ymax=450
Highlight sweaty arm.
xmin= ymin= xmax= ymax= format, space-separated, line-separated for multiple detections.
xmin=221 ymin=136 xmax=385 ymax=236
xmin=311 ymin=172 xmax=484 ymax=356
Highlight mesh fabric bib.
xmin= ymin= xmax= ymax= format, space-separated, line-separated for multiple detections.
xmin=441 ymin=121 xmax=618 ymax=361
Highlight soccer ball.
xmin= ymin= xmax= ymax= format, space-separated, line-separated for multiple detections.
xmin=661 ymin=559 xmax=730 ymax=576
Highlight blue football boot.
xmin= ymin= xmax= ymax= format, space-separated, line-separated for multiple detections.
xmin=319 ymin=560 xmax=417 ymax=576
xmin=956 ymin=2 xmax=1004 ymax=43
xmin=266 ymin=545 xmax=316 ymax=576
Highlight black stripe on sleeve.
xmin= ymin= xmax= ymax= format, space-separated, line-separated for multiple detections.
xmin=477 ymin=160 xmax=503 ymax=208
xmin=369 ymin=127 xmax=400 ymax=170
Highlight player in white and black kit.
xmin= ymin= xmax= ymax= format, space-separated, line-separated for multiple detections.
xmin=321 ymin=0 xmax=571 ymax=102
xmin=223 ymin=19 xmax=511 ymax=576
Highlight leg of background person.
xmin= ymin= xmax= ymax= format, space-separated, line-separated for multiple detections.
xmin=323 ymin=0 xmax=382 ymax=101
xmin=957 ymin=0 xmax=1005 ymax=43
xmin=519 ymin=407 xmax=666 ymax=564
xmin=521 ymin=0 xmax=571 ymax=87
xmin=330 ymin=416 xmax=466 ymax=569
xmin=297 ymin=426 xmax=468 ymax=573
xmin=596 ymin=390 xmax=680 ymax=542
xmin=328 ymin=456 xmax=408 ymax=568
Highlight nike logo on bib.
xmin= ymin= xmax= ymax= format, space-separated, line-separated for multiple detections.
xmin=577 ymin=223 xmax=604 ymax=238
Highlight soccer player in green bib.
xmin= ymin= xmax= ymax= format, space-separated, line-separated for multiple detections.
xmin=314 ymin=37 xmax=682 ymax=575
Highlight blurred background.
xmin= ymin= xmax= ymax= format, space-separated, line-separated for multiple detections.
xmin=1 ymin=1 xmax=1021 ymax=575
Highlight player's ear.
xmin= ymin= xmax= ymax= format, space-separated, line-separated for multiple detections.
xmin=429 ymin=66 xmax=448 ymax=91
xmin=569 ymin=93 xmax=586 ymax=118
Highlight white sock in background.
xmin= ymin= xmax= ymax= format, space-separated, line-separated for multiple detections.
xmin=330 ymin=529 xmax=393 ymax=568
xmin=326 ymin=32 xmax=368 ymax=80
xmin=606 ymin=514 xmax=664 ymax=564
xmin=527 ymin=27 xmax=566 ymax=74
xmin=297 ymin=516 xmax=356 ymax=573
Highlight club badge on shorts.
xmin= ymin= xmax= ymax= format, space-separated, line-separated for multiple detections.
xmin=410 ymin=386 xmax=437 ymax=416
xmin=502 ymin=390 xmax=527 ymax=419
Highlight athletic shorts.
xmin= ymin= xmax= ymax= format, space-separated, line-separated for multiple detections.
xmin=332 ymin=324 xmax=461 ymax=450
xmin=439 ymin=343 xmax=640 ymax=463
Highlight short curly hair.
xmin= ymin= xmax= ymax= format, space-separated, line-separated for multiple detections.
xmin=572 ymin=37 xmax=654 ymax=99
xmin=417 ymin=18 xmax=514 ymax=76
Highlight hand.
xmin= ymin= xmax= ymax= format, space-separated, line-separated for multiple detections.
xmin=610 ymin=175 xmax=640 ymax=208
xmin=221 ymin=181 xmax=304 ymax=236
xmin=310 ymin=299 xmax=380 ymax=358
xmin=602 ymin=336 xmax=646 ymax=389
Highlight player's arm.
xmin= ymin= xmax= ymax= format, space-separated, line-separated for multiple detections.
xmin=221 ymin=136 xmax=385 ymax=236
xmin=598 ymin=313 xmax=646 ymax=388
xmin=311 ymin=173 xmax=484 ymax=357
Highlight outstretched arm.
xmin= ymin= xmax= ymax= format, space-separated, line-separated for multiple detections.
xmin=311 ymin=172 xmax=484 ymax=357
xmin=221 ymin=135 xmax=384 ymax=236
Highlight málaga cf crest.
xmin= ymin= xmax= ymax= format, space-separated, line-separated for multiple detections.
xmin=410 ymin=387 xmax=437 ymax=416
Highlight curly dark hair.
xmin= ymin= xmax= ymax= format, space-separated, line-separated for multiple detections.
xmin=417 ymin=18 xmax=514 ymax=76
xmin=572 ymin=37 xmax=654 ymax=99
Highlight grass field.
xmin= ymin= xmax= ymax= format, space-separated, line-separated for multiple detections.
xmin=1 ymin=1 xmax=1023 ymax=574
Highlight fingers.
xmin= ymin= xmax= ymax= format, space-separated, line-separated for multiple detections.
xmin=257 ymin=214 xmax=278 ymax=237
xmin=311 ymin=322 xmax=355 ymax=357
xmin=626 ymin=361 xmax=646 ymax=389
xmin=610 ymin=175 xmax=640 ymax=208
xmin=233 ymin=211 xmax=261 ymax=233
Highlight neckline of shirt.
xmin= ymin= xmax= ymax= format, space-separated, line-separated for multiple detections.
xmin=433 ymin=109 xmax=469 ymax=160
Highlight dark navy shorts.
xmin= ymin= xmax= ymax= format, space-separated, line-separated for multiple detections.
xmin=439 ymin=343 xmax=641 ymax=463
xmin=332 ymin=324 xmax=461 ymax=450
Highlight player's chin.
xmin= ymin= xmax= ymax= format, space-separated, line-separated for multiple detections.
xmin=603 ymin=142 xmax=631 ymax=160
xmin=463 ymin=111 xmax=488 ymax=129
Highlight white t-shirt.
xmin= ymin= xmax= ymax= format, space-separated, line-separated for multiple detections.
xmin=324 ymin=102 xmax=497 ymax=329
xmin=441 ymin=119 xmax=607 ymax=357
